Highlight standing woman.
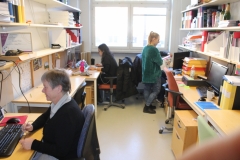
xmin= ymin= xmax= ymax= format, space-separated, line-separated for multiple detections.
xmin=142 ymin=31 xmax=163 ymax=114
xmin=90 ymin=43 xmax=118 ymax=102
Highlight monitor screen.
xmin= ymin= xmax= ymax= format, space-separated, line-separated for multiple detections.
xmin=207 ymin=61 xmax=228 ymax=93
xmin=173 ymin=51 xmax=190 ymax=70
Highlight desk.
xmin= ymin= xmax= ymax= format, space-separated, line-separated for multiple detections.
xmin=177 ymin=84 xmax=218 ymax=116
xmin=0 ymin=113 xmax=42 ymax=160
xmin=205 ymin=110 xmax=240 ymax=136
xmin=78 ymin=70 xmax=100 ymax=114
xmin=11 ymin=76 xmax=85 ymax=113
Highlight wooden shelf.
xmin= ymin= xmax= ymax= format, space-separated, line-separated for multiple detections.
xmin=178 ymin=45 xmax=232 ymax=63
xmin=31 ymin=0 xmax=81 ymax=12
xmin=0 ymin=22 xmax=28 ymax=27
xmin=182 ymin=0 xmax=240 ymax=13
xmin=180 ymin=26 xmax=240 ymax=31
xmin=33 ymin=48 xmax=65 ymax=59
xmin=66 ymin=43 xmax=82 ymax=49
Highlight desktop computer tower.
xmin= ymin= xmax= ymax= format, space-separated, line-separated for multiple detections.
xmin=220 ymin=80 xmax=240 ymax=110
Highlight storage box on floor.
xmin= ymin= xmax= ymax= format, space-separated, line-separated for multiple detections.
xmin=171 ymin=110 xmax=198 ymax=158
xmin=182 ymin=57 xmax=207 ymax=77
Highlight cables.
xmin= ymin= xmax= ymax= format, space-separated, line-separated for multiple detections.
xmin=7 ymin=61 xmax=31 ymax=113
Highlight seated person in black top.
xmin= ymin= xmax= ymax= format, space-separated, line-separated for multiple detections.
xmin=89 ymin=43 xmax=118 ymax=102
xmin=20 ymin=69 xmax=85 ymax=160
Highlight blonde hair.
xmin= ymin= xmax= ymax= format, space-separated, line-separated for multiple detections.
xmin=148 ymin=31 xmax=159 ymax=45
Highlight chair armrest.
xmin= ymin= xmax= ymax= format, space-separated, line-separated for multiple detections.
xmin=165 ymin=88 xmax=183 ymax=108
xmin=162 ymin=83 xmax=168 ymax=89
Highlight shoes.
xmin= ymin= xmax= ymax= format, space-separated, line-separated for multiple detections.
xmin=143 ymin=105 xmax=156 ymax=114
xmin=150 ymin=104 xmax=156 ymax=109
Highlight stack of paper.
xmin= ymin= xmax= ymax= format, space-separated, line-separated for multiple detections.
xmin=182 ymin=57 xmax=207 ymax=76
xmin=48 ymin=11 xmax=74 ymax=27
xmin=0 ymin=2 xmax=11 ymax=22
xmin=218 ymin=20 xmax=237 ymax=27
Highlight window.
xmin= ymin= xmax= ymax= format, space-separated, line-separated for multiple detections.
xmin=92 ymin=0 xmax=170 ymax=52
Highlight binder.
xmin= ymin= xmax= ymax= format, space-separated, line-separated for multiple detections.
xmin=7 ymin=0 xmax=14 ymax=22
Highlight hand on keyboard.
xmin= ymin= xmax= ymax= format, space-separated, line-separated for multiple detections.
xmin=19 ymin=138 xmax=34 ymax=150
xmin=22 ymin=122 xmax=33 ymax=132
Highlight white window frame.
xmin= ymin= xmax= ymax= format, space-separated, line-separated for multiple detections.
xmin=91 ymin=1 xmax=171 ymax=53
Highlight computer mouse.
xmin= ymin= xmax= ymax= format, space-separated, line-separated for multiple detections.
xmin=198 ymin=97 xmax=206 ymax=101
xmin=6 ymin=118 xmax=21 ymax=124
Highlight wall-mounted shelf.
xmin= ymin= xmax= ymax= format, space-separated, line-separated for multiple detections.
xmin=180 ymin=26 xmax=240 ymax=31
xmin=0 ymin=22 xmax=28 ymax=27
xmin=0 ymin=23 xmax=83 ymax=29
xmin=178 ymin=45 xmax=232 ymax=63
xmin=31 ymin=0 xmax=81 ymax=12
xmin=182 ymin=0 xmax=240 ymax=13
xmin=66 ymin=43 xmax=82 ymax=49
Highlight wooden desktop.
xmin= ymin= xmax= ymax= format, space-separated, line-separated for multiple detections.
xmin=0 ymin=113 xmax=42 ymax=160
xmin=177 ymin=80 xmax=240 ymax=136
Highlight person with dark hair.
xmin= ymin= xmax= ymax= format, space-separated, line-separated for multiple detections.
xmin=142 ymin=31 xmax=163 ymax=114
xmin=89 ymin=43 xmax=118 ymax=102
xmin=20 ymin=69 xmax=85 ymax=160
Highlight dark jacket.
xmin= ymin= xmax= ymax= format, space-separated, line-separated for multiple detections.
xmin=132 ymin=54 xmax=142 ymax=87
xmin=31 ymin=99 xmax=85 ymax=160
xmin=101 ymin=53 xmax=118 ymax=77
xmin=116 ymin=57 xmax=138 ymax=101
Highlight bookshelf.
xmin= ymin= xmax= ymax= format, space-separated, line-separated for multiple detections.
xmin=180 ymin=0 xmax=240 ymax=64
xmin=30 ymin=0 xmax=81 ymax=12
xmin=182 ymin=0 xmax=240 ymax=13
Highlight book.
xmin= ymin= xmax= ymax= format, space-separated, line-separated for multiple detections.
xmin=223 ymin=75 xmax=240 ymax=86
xmin=194 ymin=101 xmax=220 ymax=112
xmin=183 ymin=57 xmax=207 ymax=65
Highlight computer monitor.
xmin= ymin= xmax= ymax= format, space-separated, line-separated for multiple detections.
xmin=207 ymin=61 xmax=228 ymax=93
xmin=172 ymin=51 xmax=190 ymax=70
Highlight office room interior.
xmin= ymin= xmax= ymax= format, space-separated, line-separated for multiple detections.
xmin=1 ymin=0 xmax=240 ymax=160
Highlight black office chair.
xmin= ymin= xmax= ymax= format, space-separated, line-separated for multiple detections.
xmin=98 ymin=77 xmax=125 ymax=111
xmin=74 ymin=82 xmax=87 ymax=109
xmin=76 ymin=104 xmax=100 ymax=160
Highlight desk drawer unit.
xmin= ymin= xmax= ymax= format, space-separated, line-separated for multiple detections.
xmin=171 ymin=110 xmax=198 ymax=158
xmin=85 ymin=82 xmax=94 ymax=105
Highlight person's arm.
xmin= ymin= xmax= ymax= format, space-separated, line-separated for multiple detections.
xmin=31 ymin=108 xmax=51 ymax=131
xmin=101 ymin=56 xmax=111 ymax=74
xmin=31 ymin=110 xmax=84 ymax=158
xmin=178 ymin=130 xmax=240 ymax=160
xmin=152 ymin=48 xmax=163 ymax=66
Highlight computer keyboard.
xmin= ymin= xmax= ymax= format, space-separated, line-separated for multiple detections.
xmin=0 ymin=124 xmax=23 ymax=157
xmin=196 ymin=86 xmax=208 ymax=98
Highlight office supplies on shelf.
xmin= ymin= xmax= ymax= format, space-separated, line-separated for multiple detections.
xmin=194 ymin=101 xmax=219 ymax=112
xmin=0 ymin=124 xmax=23 ymax=157
xmin=0 ymin=115 xmax=27 ymax=127
xmin=51 ymin=44 xmax=61 ymax=49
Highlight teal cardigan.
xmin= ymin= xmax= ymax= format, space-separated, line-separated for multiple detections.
xmin=142 ymin=45 xmax=163 ymax=83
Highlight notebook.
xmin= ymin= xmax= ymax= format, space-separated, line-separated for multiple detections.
xmin=194 ymin=101 xmax=220 ymax=112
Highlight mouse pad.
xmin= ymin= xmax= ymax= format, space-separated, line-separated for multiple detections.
xmin=0 ymin=115 xmax=28 ymax=127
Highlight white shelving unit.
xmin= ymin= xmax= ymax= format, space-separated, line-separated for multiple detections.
xmin=182 ymin=0 xmax=240 ymax=13
xmin=180 ymin=0 xmax=240 ymax=64
xmin=31 ymin=0 xmax=81 ymax=12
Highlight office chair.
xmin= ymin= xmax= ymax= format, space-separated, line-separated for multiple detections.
xmin=76 ymin=104 xmax=100 ymax=160
xmin=159 ymin=67 xmax=191 ymax=134
xmin=74 ymin=82 xmax=87 ymax=109
xmin=197 ymin=115 xmax=218 ymax=143
xmin=98 ymin=77 xmax=125 ymax=111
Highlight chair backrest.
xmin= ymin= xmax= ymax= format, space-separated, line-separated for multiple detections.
xmin=163 ymin=67 xmax=180 ymax=107
xmin=77 ymin=104 xmax=95 ymax=158
xmin=74 ymin=82 xmax=87 ymax=109
xmin=197 ymin=115 xmax=217 ymax=143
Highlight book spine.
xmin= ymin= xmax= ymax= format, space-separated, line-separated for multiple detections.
xmin=7 ymin=0 xmax=14 ymax=22
xmin=17 ymin=0 xmax=22 ymax=23
xmin=20 ymin=0 xmax=25 ymax=22
xmin=13 ymin=0 xmax=18 ymax=22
